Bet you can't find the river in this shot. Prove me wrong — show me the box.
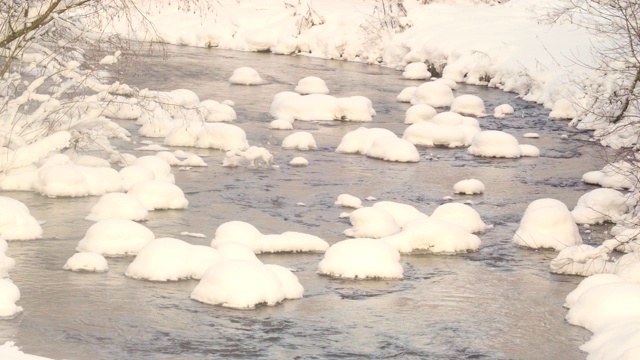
[0,45,606,359]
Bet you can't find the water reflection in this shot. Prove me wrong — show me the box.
[0,46,599,359]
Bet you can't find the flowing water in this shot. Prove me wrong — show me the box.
[0,45,609,359]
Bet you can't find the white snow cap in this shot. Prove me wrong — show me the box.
[493,104,514,118]
[191,260,303,309]
[430,203,489,233]
[372,201,428,228]
[222,146,273,167]
[0,196,42,240]
[63,253,109,272]
[198,99,237,122]
[269,119,294,130]
[282,131,317,150]
[566,282,640,333]
[335,127,396,154]
[513,199,582,251]
[229,66,263,85]
[582,161,636,190]
[289,157,309,167]
[126,238,223,281]
[450,94,486,117]
[549,98,576,119]
[211,221,329,253]
[318,238,403,279]
[468,130,539,158]
[127,180,189,210]
[571,188,634,224]
[453,179,485,195]
[86,192,149,222]
[335,194,362,209]
[164,122,249,151]
[403,111,480,148]
[404,104,437,124]
[402,62,431,80]
[0,239,15,278]
[270,93,375,122]
[76,219,155,256]
[410,81,454,108]
[295,76,329,95]
[344,207,402,239]
[549,244,613,276]
[396,86,417,103]
[564,274,625,309]
[382,217,481,254]
[365,135,420,163]
[0,279,22,317]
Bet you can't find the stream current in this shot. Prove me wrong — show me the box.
[0,45,608,359]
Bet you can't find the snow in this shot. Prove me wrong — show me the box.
[410,81,454,108]
[549,99,576,120]
[343,207,402,239]
[0,239,15,278]
[318,238,403,279]
[191,260,303,309]
[571,188,634,225]
[334,193,362,209]
[365,135,420,163]
[270,93,375,122]
[282,131,318,150]
[453,179,485,195]
[132,156,174,184]
[450,94,486,117]
[295,76,330,95]
[63,252,109,272]
[119,165,156,191]
[126,237,223,281]
[164,122,250,151]
[582,161,636,190]
[430,203,489,233]
[127,180,189,210]
[0,279,22,318]
[382,217,481,254]
[402,62,431,80]
[222,146,273,167]
[513,198,582,251]
[396,86,417,103]
[0,342,53,360]
[76,219,155,256]
[228,66,263,85]
[335,127,397,154]
[372,201,428,228]
[289,157,309,167]
[493,104,514,118]
[211,221,329,253]
[0,197,43,240]
[403,112,480,148]
[404,104,437,124]
[564,274,625,309]
[566,282,640,333]
[550,244,614,276]
[468,130,538,158]
[269,119,294,130]
[86,192,149,222]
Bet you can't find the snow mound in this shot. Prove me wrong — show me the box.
[513,198,582,251]
[402,62,431,80]
[382,217,481,254]
[410,81,454,108]
[565,274,625,309]
[164,122,249,151]
[318,238,403,279]
[397,86,417,103]
[372,201,428,228]
[270,93,375,122]
[191,260,303,309]
[269,119,294,130]
[335,127,396,154]
[86,192,149,222]
[127,180,189,210]
[430,203,489,233]
[211,221,329,253]
[549,98,576,119]
[0,279,22,317]
[198,99,237,122]
[289,157,309,167]
[571,188,634,224]
[132,156,174,184]
[493,104,514,118]
[222,146,273,167]
[468,130,538,158]
[344,207,402,239]
[229,66,263,85]
[580,321,640,360]
[0,196,42,240]
[335,194,362,209]
[403,111,480,148]
[582,161,636,190]
[0,239,15,278]
[450,94,486,116]
[404,104,437,124]
[63,253,109,272]
[76,219,155,256]
[365,135,420,163]
[282,131,317,150]
[295,76,329,95]
[453,179,485,195]
[549,244,614,276]
[126,238,223,281]
[566,282,640,333]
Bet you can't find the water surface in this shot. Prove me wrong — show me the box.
[0,46,607,359]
